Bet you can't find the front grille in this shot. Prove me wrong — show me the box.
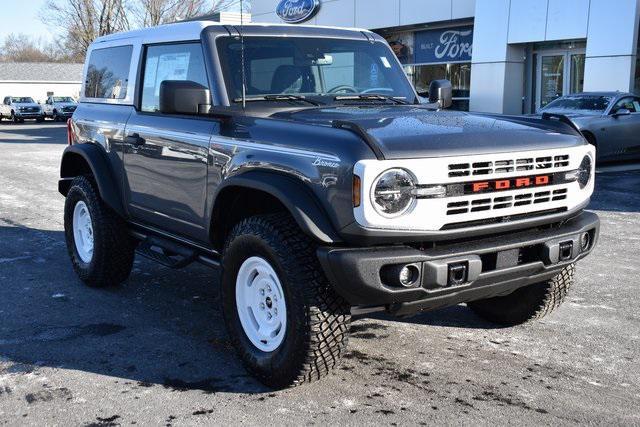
[62,106,76,112]
[448,155,570,177]
[447,187,568,215]
[441,208,567,230]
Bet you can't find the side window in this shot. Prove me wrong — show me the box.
[85,45,133,99]
[140,43,209,113]
[613,97,638,113]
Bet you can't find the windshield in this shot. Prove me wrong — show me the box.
[53,97,75,103]
[217,37,417,104]
[542,95,613,112]
[13,97,35,103]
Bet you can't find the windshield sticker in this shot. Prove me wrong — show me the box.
[380,57,392,68]
[154,53,191,96]
[370,63,380,86]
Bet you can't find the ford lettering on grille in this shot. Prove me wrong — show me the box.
[468,174,551,194]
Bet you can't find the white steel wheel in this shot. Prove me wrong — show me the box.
[72,201,94,263]
[235,256,287,352]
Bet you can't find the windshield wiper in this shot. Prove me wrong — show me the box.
[333,94,409,105]
[232,94,320,106]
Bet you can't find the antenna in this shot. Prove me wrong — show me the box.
[240,0,247,110]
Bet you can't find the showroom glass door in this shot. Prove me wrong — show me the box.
[536,50,585,111]
[539,54,565,108]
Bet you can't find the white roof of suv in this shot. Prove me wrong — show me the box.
[93,21,371,45]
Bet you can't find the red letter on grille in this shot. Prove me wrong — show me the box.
[535,175,550,185]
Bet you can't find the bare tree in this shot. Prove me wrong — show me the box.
[133,0,208,27]
[211,0,250,13]
[133,0,249,26]
[39,0,251,61]
[41,0,130,61]
[0,33,74,63]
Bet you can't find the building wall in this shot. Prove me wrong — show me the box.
[471,0,640,113]
[0,82,82,104]
[252,0,476,28]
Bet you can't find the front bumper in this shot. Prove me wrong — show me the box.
[318,211,599,316]
[15,112,44,119]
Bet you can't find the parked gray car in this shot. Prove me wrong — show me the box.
[538,92,640,163]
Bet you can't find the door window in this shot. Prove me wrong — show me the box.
[140,43,209,113]
[612,97,639,113]
[85,45,133,99]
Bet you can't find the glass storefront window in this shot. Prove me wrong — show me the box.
[541,55,564,108]
[570,54,585,94]
[404,63,471,111]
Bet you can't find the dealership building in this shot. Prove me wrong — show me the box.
[252,0,640,114]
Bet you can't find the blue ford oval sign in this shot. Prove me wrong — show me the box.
[276,0,320,23]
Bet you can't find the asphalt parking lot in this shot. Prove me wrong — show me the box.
[0,122,639,425]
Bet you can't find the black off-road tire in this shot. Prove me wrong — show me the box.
[64,176,135,287]
[221,213,351,388]
[468,264,575,326]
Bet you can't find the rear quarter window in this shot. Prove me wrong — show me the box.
[85,45,133,99]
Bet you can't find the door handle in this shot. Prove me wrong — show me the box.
[125,133,145,146]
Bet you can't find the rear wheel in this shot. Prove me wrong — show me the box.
[221,213,351,388]
[64,176,135,287]
[468,264,575,326]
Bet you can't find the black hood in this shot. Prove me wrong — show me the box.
[271,106,586,159]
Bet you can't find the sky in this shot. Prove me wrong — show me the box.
[0,1,55,43]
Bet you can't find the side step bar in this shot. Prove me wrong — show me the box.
[136,240,198,269]
[130,226,221,270]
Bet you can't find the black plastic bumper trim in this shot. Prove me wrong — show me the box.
[318,210,599,316]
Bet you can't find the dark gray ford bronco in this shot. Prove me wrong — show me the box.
[59,22,599,388]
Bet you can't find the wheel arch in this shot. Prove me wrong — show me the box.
[59,144,126,217]
[209,170,342,250]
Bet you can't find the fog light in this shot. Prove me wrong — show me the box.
[399,265,419,287]
[580,232,591,251]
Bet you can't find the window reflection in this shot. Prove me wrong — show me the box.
[404,63,471,111]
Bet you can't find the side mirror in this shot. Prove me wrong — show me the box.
[428,79,453,109]
[159,80,210,115]
[613,108,631,117]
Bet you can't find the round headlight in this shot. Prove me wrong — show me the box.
[577,154,592,189]
[371,168,416,217]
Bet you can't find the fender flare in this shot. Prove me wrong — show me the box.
[213,170,342,244]
[59,144,125,217]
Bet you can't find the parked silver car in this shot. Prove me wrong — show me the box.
[42,96,78,121]
[538,92,640,163]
